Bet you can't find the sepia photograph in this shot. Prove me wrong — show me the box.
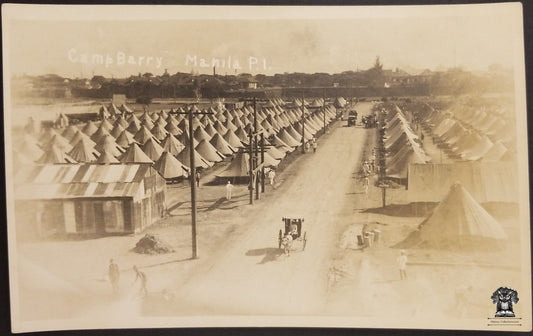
[2,3,531,333]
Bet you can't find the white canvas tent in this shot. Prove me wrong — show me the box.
[397,183,506,249]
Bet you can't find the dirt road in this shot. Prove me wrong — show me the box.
[149,103,374,316]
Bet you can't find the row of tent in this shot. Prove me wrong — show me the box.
[288,97,347,109]
[99,102,133,118]
[383,105,430,179]
[420,103,516,162]
[15,98,340,181]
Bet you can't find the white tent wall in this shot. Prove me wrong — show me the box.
[407,162,518,203]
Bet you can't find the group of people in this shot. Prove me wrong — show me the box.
[360,160,374,193]
[304,138,318,153]
[107,259,148,298]
[224,168,278,201]
[362,114,378,128]
[197,168,277,202]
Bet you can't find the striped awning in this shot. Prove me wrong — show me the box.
[21,163,151,184]
[14,163,151,200]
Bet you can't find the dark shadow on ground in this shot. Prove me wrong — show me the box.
[196,193,248,203]
[347,191,367,195]
[168,201,187,212]
[141,257,195,269]
[362,202,438,217]
[346,246,365,251]
[198,198,243,212]
[245,247,282,264]
[216,205,241,211]
[203,177,250,187]
[204,198,226,211]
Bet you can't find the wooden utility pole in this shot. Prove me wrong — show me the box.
[241,96,269,201]
[244,129,268,203]
[301,92,306,154]
[248,130,254,205]
[377,108,387,208]
[173,105,214,259]
[253,97,260,200]
[260,133,265,193]
[323,89,326,134]
[188,107,197,258]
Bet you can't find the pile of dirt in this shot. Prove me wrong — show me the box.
[133,234,175,254]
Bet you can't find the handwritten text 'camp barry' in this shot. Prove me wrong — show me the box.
[68,49,163,68]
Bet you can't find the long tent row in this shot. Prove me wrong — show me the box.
[404,100,519,205]
[216,98,339,181]
[11,97,340,238]
[419,103,516,162]
[383,104,430,179]
[99,102,134,119]
[14,97,340,183]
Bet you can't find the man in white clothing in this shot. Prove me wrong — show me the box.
[397,250,408,280]
[226,181,234,200]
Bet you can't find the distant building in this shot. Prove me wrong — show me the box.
[112,94,127,106]
[383,68,434,86]
[239,76,258,89]
[14,163,167,239]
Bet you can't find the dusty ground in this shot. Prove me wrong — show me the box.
[13,101,527,331]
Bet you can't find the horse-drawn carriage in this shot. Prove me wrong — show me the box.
[278,217,307,255]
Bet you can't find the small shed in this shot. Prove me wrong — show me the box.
[14,163,166,239]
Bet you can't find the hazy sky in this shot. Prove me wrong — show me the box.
[3,4,522,78]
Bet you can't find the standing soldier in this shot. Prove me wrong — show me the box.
[132,265,148,297]
[363,161,371,175]
[268,169,276,187]
[397,250,408,280]
[195,170,201,187]
[363,175,370,193]
[226,181,234,200]
[108,259,120,296]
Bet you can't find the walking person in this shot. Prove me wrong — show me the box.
[363,175,370,193]
[195,170,201,187]
[397,250,408,280]
[225,181,234,200]
[312,141,317,153]
[268,169,276,187]
[108,259,120,296]
[132,265,147,298]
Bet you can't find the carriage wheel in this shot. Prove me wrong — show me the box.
[278,229,282,249]
[302,231,307,251]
